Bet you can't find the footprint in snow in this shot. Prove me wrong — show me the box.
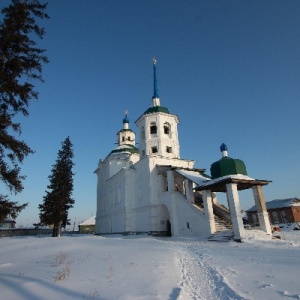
[259,284,273,289]
[277,290,300,298]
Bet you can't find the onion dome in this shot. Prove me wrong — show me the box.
[210,144,248,179]
[123,115,129,124]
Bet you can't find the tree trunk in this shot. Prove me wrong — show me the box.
[52,226,57,237]
[57,220,62,237]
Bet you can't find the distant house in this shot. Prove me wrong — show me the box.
[78,217,95,233]
[0,218,16,229]
[247,198,300,225]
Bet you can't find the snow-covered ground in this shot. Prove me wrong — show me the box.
[0,226,299,300]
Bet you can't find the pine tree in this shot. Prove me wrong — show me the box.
[39,137,75,237]
[0,0,49,221]
[0,195,27,222]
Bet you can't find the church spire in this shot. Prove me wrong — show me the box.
[152,58,161,106]
[123,109,129,129]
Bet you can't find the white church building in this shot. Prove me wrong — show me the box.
[95,59,272,240]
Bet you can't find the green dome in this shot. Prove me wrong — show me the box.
[210,156,248,179]
[110,144,139,155]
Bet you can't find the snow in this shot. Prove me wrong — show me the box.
[0,227,300,300]
[78,216,95,226]
[247,198,300,211]
[175,169,209,186]
[199,174,257,188]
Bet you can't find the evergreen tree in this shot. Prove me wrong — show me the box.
[39,137,75,237]
[0,195,27,222]
[0,0,49,221]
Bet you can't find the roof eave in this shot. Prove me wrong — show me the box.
[196,177,271,193]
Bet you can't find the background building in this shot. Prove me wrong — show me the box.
[78,216,96,233]
[247,198,300,225]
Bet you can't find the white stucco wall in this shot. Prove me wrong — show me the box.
[134,157,151,207]
[95,117,209,237]
[96,160,138,234]
[96,151,208,236]
[135,112,180,159]
[159,191,210,237]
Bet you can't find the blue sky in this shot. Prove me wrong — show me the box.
[2,0,300,227]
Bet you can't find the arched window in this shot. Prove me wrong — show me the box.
[122,136,125,142]
[151,146,158,153]
[127,136,131,141]
[164,123,170,135]
[150,122,157,134]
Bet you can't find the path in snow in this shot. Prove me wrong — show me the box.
[168,239,243,300]
[1,232,299,300]
[165,230,300,300]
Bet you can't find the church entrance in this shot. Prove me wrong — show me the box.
[166,220,172,236]
[160,205,172,237]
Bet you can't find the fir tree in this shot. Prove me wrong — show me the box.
[0,0,49,222]
[39,137,75,237]
[0,195,27,222]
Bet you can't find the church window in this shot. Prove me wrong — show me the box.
[280,210,287,223]
[127,136,131,141]
[164,123,170,134]
[150,122,157,134]
[141,127,145,139]
[186,222,190,229]
[166,146,172,153]
[151,146,158,153]
[252,213,258,224]
[272,211,279,224]
[122,137,125,142]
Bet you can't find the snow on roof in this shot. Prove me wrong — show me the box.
[79,216,96,226]
[110,144,139,155]
[247,198,300,212]
[175,169,209,186]
[198,174,255,188]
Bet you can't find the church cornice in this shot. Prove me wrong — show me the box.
[135,108,180,125]
[143,106,170,115]
[118,129,135,133]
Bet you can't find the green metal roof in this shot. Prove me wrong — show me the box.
[210,156,248,179]
[110,144,139,155]
[142,106,170,115]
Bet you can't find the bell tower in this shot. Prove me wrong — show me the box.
[117,110,136,147]
[135,59,180,159]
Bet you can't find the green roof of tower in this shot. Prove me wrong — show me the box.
[110,144,139,155]
[210,143,248,179]
[142,106,170,115]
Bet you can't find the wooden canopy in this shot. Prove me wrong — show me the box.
[195,177,271,193]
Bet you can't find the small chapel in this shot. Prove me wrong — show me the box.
[95,59,272,241]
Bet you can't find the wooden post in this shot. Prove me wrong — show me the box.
[226,183,245,241]
[252,185,272,234]
[202,189,216,235]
